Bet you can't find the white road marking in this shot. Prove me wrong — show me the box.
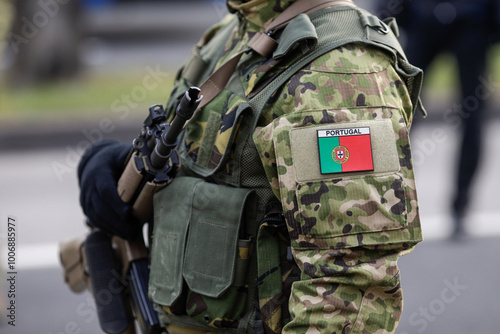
[2,210,500,271]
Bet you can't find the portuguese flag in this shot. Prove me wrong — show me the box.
[317,127,374,174]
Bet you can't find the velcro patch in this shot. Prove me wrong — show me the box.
[290,119,400,182]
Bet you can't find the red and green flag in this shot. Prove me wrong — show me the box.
[317,127,374,174]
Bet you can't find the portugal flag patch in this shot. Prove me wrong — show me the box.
[317,127,374,174]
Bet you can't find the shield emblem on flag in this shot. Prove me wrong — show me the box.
[317,127,373,174]
[332,146,349,164]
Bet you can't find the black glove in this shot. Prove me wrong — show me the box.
[78,140,142,240]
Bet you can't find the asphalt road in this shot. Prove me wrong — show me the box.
[1,118,500,333]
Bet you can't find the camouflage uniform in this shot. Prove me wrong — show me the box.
[151,1,423,333]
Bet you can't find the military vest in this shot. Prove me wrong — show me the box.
[149,2,424,334]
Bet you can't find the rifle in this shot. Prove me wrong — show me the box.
[118,86,202,222]
[76,87,202,334]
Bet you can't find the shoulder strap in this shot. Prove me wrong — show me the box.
[248,6,426,122]
[193,0,424,125]
[265,0,355,33]
[194,0,355,112]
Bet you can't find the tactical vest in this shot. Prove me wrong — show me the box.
[149,2,424,334]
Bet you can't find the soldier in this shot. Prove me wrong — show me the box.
[77,0,424,333]
[376,0,498,240]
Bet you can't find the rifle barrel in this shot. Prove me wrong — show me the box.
[150,87,202,169]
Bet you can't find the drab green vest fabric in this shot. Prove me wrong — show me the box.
[273,13,318,59]
[151,177,258,332]
[150,177,201,307]
[151,177,256,304]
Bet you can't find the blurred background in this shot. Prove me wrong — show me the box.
[1,0,500,333]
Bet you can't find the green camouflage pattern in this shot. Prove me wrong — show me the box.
[184,242,252,329]
[154,1,422,333]
[179,0,308,172]
[253,44,421,247]
[183,89,246,170]
[256,210,300,334]
[217,0,296,68]
[284,246,406,334]
[227,0,296,32]
[252,43,422,333]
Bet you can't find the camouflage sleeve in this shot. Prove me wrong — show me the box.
[253,44,423,333]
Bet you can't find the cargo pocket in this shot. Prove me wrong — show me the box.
[294,172,407,239]
[269,110,417,249]
[150,176,257,329]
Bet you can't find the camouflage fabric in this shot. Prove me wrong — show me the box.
[183,240,252,329]
[183,90,247,170]
[227,0,296,30]
[252,41,422,333]
[153,1,423,333]
[256,209,300,334]
[284,246,407,334]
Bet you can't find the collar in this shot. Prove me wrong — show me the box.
[227,0,297,32]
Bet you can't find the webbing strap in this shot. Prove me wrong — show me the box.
[192,0,423,125]
[264,0,354,33]
[196,53,242,111]
[248,6,425,120]
[247,33,278,58]
[193,0,354,114]
[249,0,354,57]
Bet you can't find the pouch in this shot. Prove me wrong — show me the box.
[263,108,422,249]
[256,209,300,334]
[149,176,257,331]
[59,236,88,293]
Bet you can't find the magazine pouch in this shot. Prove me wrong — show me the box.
[150,176,256,331]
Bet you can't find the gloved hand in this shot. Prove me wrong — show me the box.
[78,140,142,240]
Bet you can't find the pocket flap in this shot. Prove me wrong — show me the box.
[183,181,255,298]
[149,177,204,306]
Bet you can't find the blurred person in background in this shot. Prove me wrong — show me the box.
[377,0,498,240]
[5,0,82,88]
